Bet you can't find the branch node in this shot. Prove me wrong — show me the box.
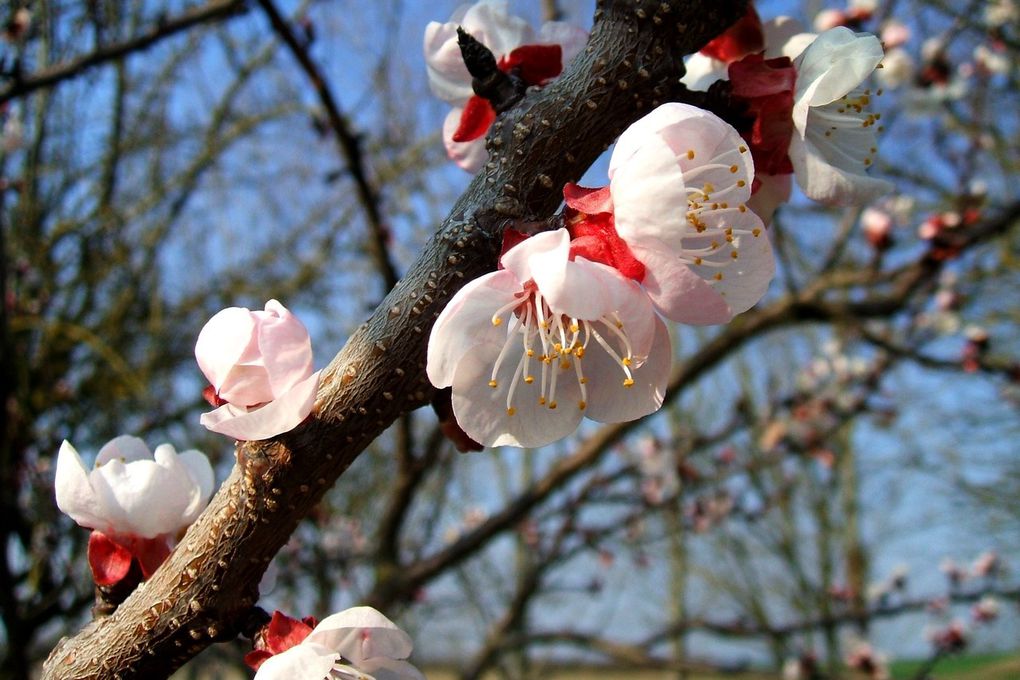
[456,27,525,113]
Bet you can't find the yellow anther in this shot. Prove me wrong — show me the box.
[752,228,761,237]
[730,250,739,259]
[560,361,570,370]
[704,182,715,193]
[578,400,587,410]
[524,375,535,384]
[694,257,703,265]
[714,272,724,281]
[579,377,588,384]
[737,180,746,187]
[729,164,738,173]
[507,407,516,416]
[825,131,832,137]
[526,349,535,357]
[615,321,624,329]
[710,241,719,249]
[687,149,695,159]
[622,357,633,367]
[738,205,747,213]
[739,145,747,153]
[548,401,558,410]
[570,324,580,333]
[575,347,585,358]
[539,397,547,405]
[725,235,734,243]
[623,378,635,388]
[488,380,498,388]
[864,158,872,166]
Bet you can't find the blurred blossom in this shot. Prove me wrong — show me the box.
[814,8,848,31]
[972,595,1000,623]
[927,620,969,653]
[880,20,911,48]
[862,207,894,250]
[940,557,966,586]
[876,48,915,89]
[971,550,1000,577]
[845,639,890,680]
[974,44,1011,75]
[985,0,1020,26]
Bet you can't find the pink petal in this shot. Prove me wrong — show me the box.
[708,212,776,315]
[610,140,688,252]
[355,657,427,680]
[443,107,489,173]
[451,339,583,448]
[194,307,257,391]
[424,21,474,104]
[95,435,152,466]
[747,173,792,225]
[256,300,314,398]
[630,241,731,324]
[54,441,105,530]
[200,370,320,441]
[499,229,568,282]
[599,268,658,358]
[427,270,521,389]
[460,0,534,61]
[530,252,617,321]
[584,318,670,423]
[311,607,413,665]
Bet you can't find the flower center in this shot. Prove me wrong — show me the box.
[488,287,638,416]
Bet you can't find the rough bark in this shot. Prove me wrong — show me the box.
[40,1,746,678]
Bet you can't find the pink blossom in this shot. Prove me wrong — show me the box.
[195,300,320,441]
[972,596,1000,623]
[971,549,1000,577]
[880,20,911,49]
[862,207,894,249]
[845,640,890,680]
[252,607,424,680]
[814,9,849,31]
[55,437,214,585]
[427,229,671,448]
[424,0,587,172]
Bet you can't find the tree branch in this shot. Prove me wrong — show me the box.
[0,0,250,105]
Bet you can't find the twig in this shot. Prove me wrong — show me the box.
[0,0,249,105]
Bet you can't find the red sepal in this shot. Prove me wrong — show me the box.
[202,384,227,407]
[728,55,797,176]
[499,228,529,267]
[88,531,134,587]
[451,96,496,143]
[245,610,318,671]
[700,5,764,63]
[563,183,613,215]
[134,536,172,579]
[567,211,647,282]
[499,44,563,86]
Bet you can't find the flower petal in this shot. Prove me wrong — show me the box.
[310,606,413,665]
[355,657,427,680]
[194,307,257,392]
[451,339,583,448]
[530,252,616,321]
[176,448,215,525]
[87,530,134,587]
[630,241,731,324]
[256,300,315,398]
[584,317,670,422]
[91,449,193,538]
[794,28,884,106]
[537,21,588,65]
[499,228,568,282]
[95,434,152,466]
[200,370,320,441]
[443,107,489,173]
[789,130,892,204]
[610,139,688,252]
[253,642,338,680]
[55,440,105,530]
[427,270,521,389]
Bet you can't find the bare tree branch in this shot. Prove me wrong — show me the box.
[0,0,249,105]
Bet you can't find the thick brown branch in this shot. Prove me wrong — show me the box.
[0,0,249,105]
[41,2,746,677]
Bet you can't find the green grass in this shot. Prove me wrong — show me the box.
[890,651,1020,679]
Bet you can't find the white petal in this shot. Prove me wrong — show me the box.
[709,213,775,315]
[630,241,731,324]
[499,229,568,282]
[680,53,728,91]
[200,370,320,441]
[355,658,427,680]
[530,254,615,321]
[427,270,521,389]
[194,307,257,391]
[584,318,670,423]
[600,270,658,359]
[253,642,338,680]
[451,339,583,448]
[95,434,152,466]
[762,17,812,59]
[310,606,413,665]
[461,0,533,60]
[789,130,892,204]
[54,441,105,530]
[794,28,884,106]
[424,21,474,104]
[176,449,215,525]
[442,108,489,173]
[611,139,689,252]
[746,173,792,226]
